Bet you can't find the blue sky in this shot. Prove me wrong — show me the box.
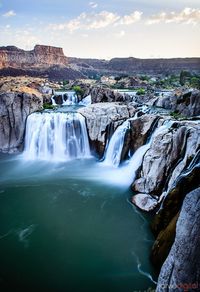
[0,0,199,58]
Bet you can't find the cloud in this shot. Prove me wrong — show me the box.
[49,10,142,33]
[3,10,16,17]
[89,2,98,9]
[147,7,200,25]
[118,11,143,25]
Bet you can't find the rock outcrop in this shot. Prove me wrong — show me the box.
[156,188,200,291]
[155,89,200,117]
[0,45,68,69]
[132,120,200,198]
[0,77,61,153]
[0,45,84,80]
[78,103,136,157]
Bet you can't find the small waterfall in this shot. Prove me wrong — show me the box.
[52,91,78,106]
[62,91,78,106]
[103,120,130,167]
[23,112,90,161]
[79,95,92,106]
[121,120,174,185]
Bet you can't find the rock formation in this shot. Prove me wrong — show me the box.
[0,45,68,69]
[78,103,136,157]
[0,45,84,80]
[156,188,200,291]
[155,89,200,117]
[0,92,43,152]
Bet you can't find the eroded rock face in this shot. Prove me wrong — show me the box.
[0,45,68,69]
[86,86,129,104]
[155,89,200,117]
[156,188,200,291]
[132,120,200,197]
[121,114,160,160]
[0,92,43,152]
[78,103,136,157]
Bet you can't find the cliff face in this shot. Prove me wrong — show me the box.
[0,45,68,69]
[156,188,200,291]
[0,92,43,153]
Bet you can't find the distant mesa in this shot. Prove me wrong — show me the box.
[0,44,200,80]
[0,44,68,69]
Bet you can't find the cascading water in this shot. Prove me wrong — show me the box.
[23,112,90,161]
[101,119,173,186]
[103,120,130,167]
[52,91,78,106]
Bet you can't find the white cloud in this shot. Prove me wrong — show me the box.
[49,10,142,33]
[3,10,16,17]
[118,11,143,25]
[147,7,200,25]
[89,2,98,9]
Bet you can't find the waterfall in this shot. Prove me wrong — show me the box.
[100,119,173,186]
[52,91,78,106]
[103,120,130,167]
[79,95,92,106]
[103,113,139,167]
[62,91,78,106]
[23,112,90,161]
[120,120,174,185]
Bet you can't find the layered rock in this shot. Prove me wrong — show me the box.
[156,188,200,291]
[0,45,68,69]
[78,103,136,157]
[0,92,43,153]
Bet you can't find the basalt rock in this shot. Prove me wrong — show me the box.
[155,89,200,117]
[156,188,200,291]
[0,92,43,153]
[78,103,136,157]
[121,114,160,160]
[132,120,200,198]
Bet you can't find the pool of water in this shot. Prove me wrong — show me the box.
[0,154,157,292]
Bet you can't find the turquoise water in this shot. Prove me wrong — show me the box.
[0,154,156,292]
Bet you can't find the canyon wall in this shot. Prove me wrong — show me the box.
[0,45,68,69]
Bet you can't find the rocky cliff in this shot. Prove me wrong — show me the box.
[69,56,200,76]
[0,45,84,80]
[156,188,200,291]
[0,92,43,152]
[1,45,200,80]
[0,45,68,69]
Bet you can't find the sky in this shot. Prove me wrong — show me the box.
[0,0,199,59]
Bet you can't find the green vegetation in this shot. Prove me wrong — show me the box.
[136,88,146,95]
[179,71,200,89]
[43,103,55,110]
[72,85,84,97]
[170,111,184,120]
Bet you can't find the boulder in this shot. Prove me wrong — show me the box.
[131,193,158,212]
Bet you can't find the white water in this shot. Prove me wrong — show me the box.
[79,95,92,106]
[103,120,130,167]
[23,112,91,161]
[52,91,78,106]
[100,119,173,186]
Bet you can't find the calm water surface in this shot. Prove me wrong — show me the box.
[0,154,157,292]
